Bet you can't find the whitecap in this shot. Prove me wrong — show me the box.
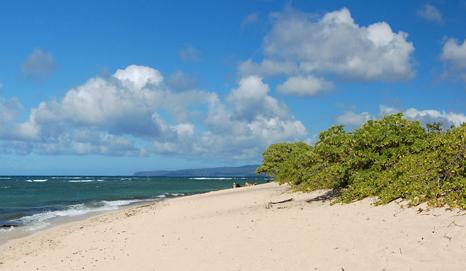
[100,199,150,207]
[0,226,16,232]
[165,193,184,197]
[26,179,48,183]
[189,177,233,180]
[13,199,152,231]
[68,180,95,183]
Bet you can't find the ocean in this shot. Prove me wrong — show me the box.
[0,176,265,233]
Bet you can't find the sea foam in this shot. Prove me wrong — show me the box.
[13,199,152,231]
[26,179,48,183]
[189,177,233,180]
[68,179,104,183]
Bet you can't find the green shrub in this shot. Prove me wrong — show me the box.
[258,114,466,209]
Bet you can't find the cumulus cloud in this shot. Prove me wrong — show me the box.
[404,108,466,127]
[0,97,22,138]
[179,44,201,62]
[276,76,333,96]
[21,49,57,81]
[0,97,21,124]
[154,76,307,159]
[29,68,163,138]
[0,97,39,141]
[336,111,372,127]
[167,71,198,91]
[227,76,288,121]
[239,7,415,97]
[440,38,466,81]
[417,4,444,24]
[336,105,466,128]
[240,7,415,80]
[0,66,307,160]
[113,65,163,89]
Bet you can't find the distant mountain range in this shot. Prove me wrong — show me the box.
[134,165,259,177]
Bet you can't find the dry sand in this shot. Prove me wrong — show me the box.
[0,182,465,271]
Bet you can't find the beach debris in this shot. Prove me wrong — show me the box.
[124,210,137,217]
[271,198,293,204]
[265,198,293,209]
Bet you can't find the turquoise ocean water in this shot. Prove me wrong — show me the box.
[0,176,265,232]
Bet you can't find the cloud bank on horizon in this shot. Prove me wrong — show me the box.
[0,4,465,166]
[0,65,306,159]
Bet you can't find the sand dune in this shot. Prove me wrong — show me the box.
[0,182,465,270]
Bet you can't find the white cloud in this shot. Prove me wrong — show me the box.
[379,105,399,115]
[440,38,466,81]
[239,7,415,91]
[0,65,198,154]
[151,76,307,159]
[30,72,161,137]
[169,76,308,159]
[0,97,21,125]
[40,131,141,156]
[167,71,197,91]
[0,66,308,160]
[227,76,288,121]
[336,105,466,128]
[417,4,444,24]
[0,97,39,141]
[336,111,372,127]
[21,49,57,81]
[404,108,466,127]
[113,65,163,89]
[276,75,333,96]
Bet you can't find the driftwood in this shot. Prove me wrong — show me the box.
[270,198,293,204]
[266,198,293,209]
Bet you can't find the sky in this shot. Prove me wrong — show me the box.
[0,0,465,175]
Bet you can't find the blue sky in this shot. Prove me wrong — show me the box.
[0,0,465,175]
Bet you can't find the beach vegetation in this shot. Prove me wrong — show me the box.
[257,114,466,209]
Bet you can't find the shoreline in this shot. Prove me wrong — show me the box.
[0,198,164,246]
[0,183,249,246]
[0,175,264,245]
[1,182,465,270]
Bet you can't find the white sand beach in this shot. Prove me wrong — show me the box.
[0,182,465,271]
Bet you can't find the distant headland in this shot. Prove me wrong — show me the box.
[134,165,259,177]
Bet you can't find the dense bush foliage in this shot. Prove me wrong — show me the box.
[257,114,466,209]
